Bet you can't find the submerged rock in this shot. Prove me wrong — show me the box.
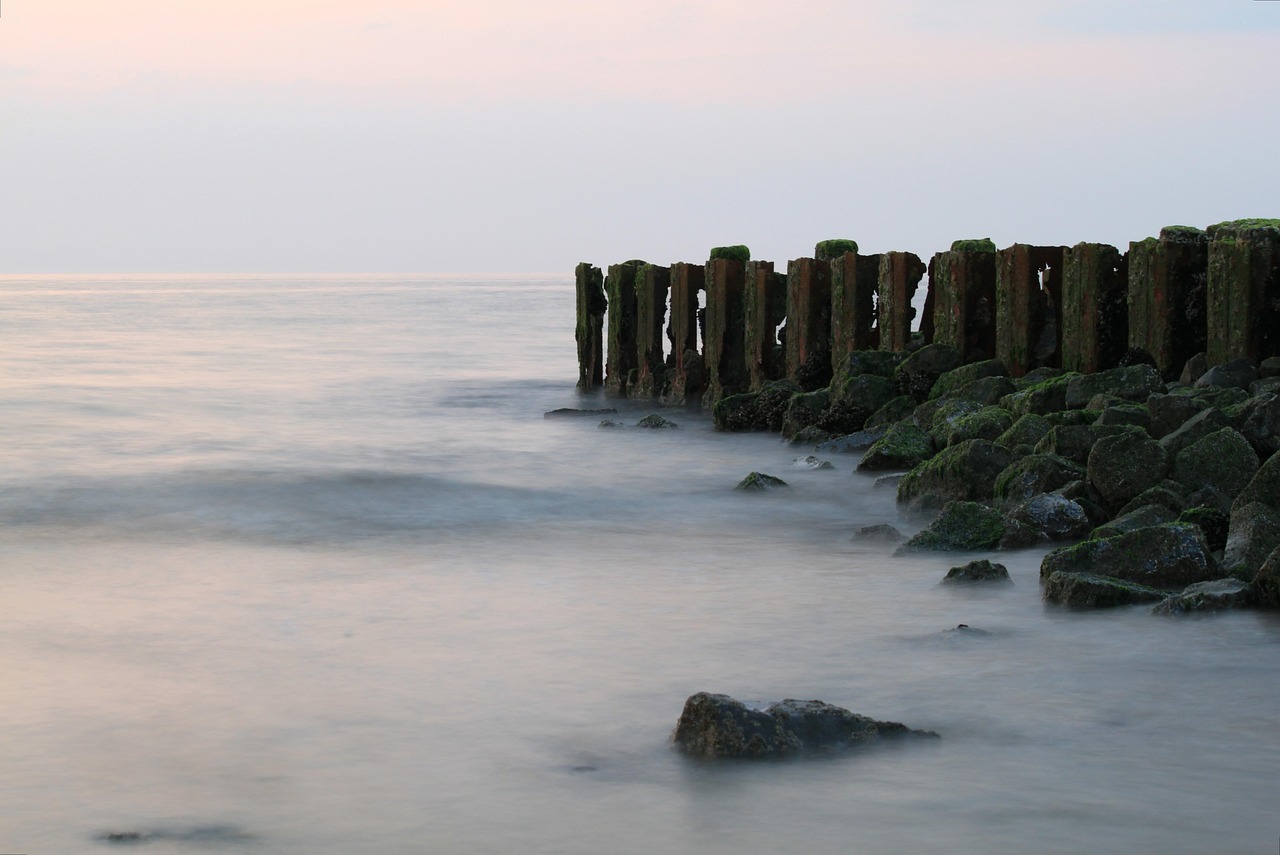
[544,407,619,418]
[736,472,788,491]
[637,414,678,429]
[791,455,834,471]
[672,692,937,758]
[851,523,905,545]
[898,501,1006,553]
[940,559,1011,585]
[1152,578,1253,615]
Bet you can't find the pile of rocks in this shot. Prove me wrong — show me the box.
[720,343,1280,613]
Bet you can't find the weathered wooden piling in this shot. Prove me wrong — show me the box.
[743,260,787,390]
[930,240,997,362]
[1127,226,1208,379]
[830,251,881,365]
[574,262,606,390]
[703,255,748,407]
[1060,242,1128,375]
[660,262,705,406]
[629,263,671,399]
[995,244,1066,376]
[876,252,925,352]
[785,257,832,384]
[1206,219,1280,365]
[603,260,642,398]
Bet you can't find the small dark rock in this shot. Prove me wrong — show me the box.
[851,523,905,545]
[791,455,834,471]
[941,559,1012,585]
[545,407,619,418]
[637,414,678,429]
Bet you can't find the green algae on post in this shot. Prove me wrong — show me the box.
[814,239,858,261]
[709,245,750,263]
[950,238,997,253]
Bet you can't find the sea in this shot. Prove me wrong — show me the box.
[1,274,1278,855]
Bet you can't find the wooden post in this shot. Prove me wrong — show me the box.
[1061,242,1128,375]
[784,257,832,378]
[660,262,705,406]
[574,262,606,390]
[604,260,642,398]
[630,263,671,399]
[930,241,997,362]
[877,252,926,352]
[1127,226,1208,379]
[743,260,786,390]
[1206,220,1280,365]
[702,258,748,407]
[995,244,1066,376]
[831,251,881,366]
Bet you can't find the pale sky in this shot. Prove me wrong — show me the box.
[1,0,1277,272]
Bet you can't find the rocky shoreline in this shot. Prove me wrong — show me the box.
[711,344,1280,614]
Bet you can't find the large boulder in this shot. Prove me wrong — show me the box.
[671,692,937,758]
[1087,429,1169,513]
[713,380,801,432]
[1223,501,1280,580]
[1176,506,1230,552]
[934,375,1017,407]
[1039,523,1219,589]
[1094,403,1152,432]
[857,422,935,472]
[831,350,903,387]
[1173,427,1260,501]
[1043,572,1166,608]
[830,373,896,413]
[895,344,963,401]
[1194,359,1258,391]
[1064,364,1164,409]
[897,501,1007,552]
[1234,393,1280,460]
[817,429,885,453]
[928,359,1008,400]
[1159,407,1231,459]
[927,399,986,447]
[864,395,917,429]
[1090,504,1177,540]
[896,439,1016,512]
[781,389,830,439]
[1147,393,1211,440]
[1006,493,1091,542]
[1233,451,1280,512]
[994,453,1086,508]
[1115,481,1186,517]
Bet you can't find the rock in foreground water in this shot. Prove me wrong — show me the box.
[672,692,937,758]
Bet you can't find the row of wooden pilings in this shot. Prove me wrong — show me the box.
[575,221,1280,409]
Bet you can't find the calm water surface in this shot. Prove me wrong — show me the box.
[2,275,1278,854]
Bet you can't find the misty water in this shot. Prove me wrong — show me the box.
[2,275,1278,855]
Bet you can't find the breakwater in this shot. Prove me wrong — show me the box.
[575,220,1280,407]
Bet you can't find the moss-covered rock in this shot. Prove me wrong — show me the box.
[1043,409,1102,427]
[1250,545,1280,608]
[1159,407,1232,459]
[897,439,1015,512]
[781,389,830,439]
[1033,424,1132,465]
[941,406,1014,448]
[928,399,986,447]
[1233,450,1280,513]
[1235,392,1280,460]
[789,426,833,447]
[814,239,858,261]
[1224,501,1280,580]
[1195,359,1258,392]
[895,343,963,401]
[928,359,1009,401]
[898,501,1007,552]
[1043,572,1166,608]
[851,523,904,545]
[637,414,678,429]
[950,238,997,253]
[831,350,904,385]
[857,422,935,472]
[1115,481,1186,518]
[1152,578,1253,615]
[995,413,1053,452]
[1177,506,1230,552]
[1005,492,1091,542]
[994,453,1086,508]
[1091,504,1177,540]
[709,245,750,263]
[1039,523,1219,589]
[864,395,917,429]
[713,391,764,432]
[1094,403,1151,432]
[1173,427,1260,501]
[830,372,896,412]
[1064,364,1164,409]
[1087,429,1169,512]
[933,375,1017,407]
[940,558,1011,585]
[1013,367,1067,390]
[1000,373,1080,417]
[736,472,789,491]
[816,428,885,453]
[1147,393,1210,439]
